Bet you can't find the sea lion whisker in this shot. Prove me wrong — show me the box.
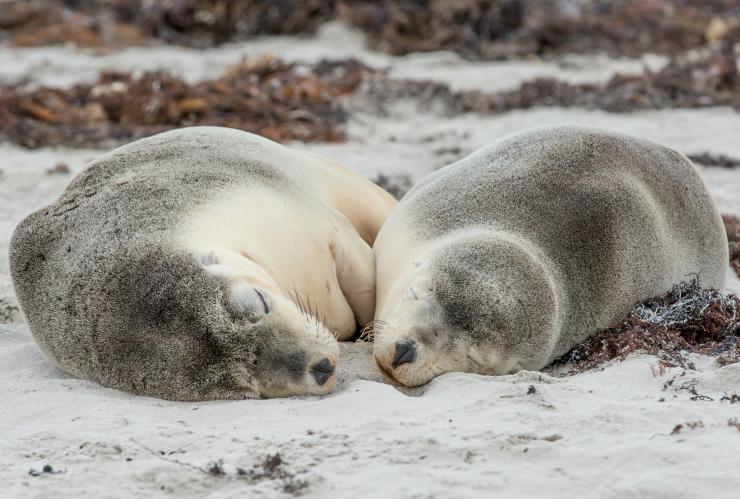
[466,352,485,370]
[359,319,387,342]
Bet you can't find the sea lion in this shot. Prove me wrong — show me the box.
[10,127,396,400]
[372,126,728,386]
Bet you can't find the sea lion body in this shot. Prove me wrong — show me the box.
[10,127,396,400]
[373,126,728,386]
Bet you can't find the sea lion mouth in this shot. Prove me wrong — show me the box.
[373,357,404,386]
[466,352,486,371]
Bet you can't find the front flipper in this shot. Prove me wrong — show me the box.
[329,214,377,332]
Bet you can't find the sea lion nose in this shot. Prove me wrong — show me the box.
[392,340,417,368]
[311,358,335,386]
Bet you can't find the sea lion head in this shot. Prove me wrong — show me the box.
[223,281,340,398]
[373,235,559,387]
[91,246,339,400]
[197,249,340,399]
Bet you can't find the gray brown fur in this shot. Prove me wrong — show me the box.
[380,126,728,370]
[10,127,351,400]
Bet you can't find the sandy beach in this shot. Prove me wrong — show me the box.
[1,19,739,499]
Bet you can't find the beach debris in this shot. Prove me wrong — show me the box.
[236,454,309,496]
[720,393,740,403]
[675,379,714,401]
[132,439,308,495]
[0,0,333,48]
[0,296,21,324]
[688,153,740,169]
[362,37,740,115]
[527,385,537,395]
[28,464,65,476]
[554,277,740,374]
[372,173,414,200]
[670,420,704,435]
[133,439,218,475]
[3,1,738,60]
[0,57,370,148]
[46,162,71,175]
[207,460,226,477]
[342,0,740,59]
[649,362,670,377]
[3,34,740,149]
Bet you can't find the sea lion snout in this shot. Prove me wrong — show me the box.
[392,340,417,368]
[372,325,437,387]
[311,357,336,386]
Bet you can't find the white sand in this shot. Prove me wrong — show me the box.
[1,27,739,499]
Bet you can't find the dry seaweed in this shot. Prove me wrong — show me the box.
[729,417,740,431]
[554,278,740,374]
[46,162,71,175]
[723,214,740,279]
[132,440,308,495]
[720,393,740,403]
[3,14,740,149]
[4,1,740,60]
[372,173,414,200]
[0,57,370,148]
[237,454,308,495]
[362,40,740,115]
[670,420,704,435]
[341,0,740,59]
[0,0,334,48]
[687,153,740,169]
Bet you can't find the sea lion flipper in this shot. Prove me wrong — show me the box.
[329,216,376,329]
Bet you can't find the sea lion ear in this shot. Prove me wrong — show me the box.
[405,275,433,301]
[200,250,218,266]
[228,282,272,322]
